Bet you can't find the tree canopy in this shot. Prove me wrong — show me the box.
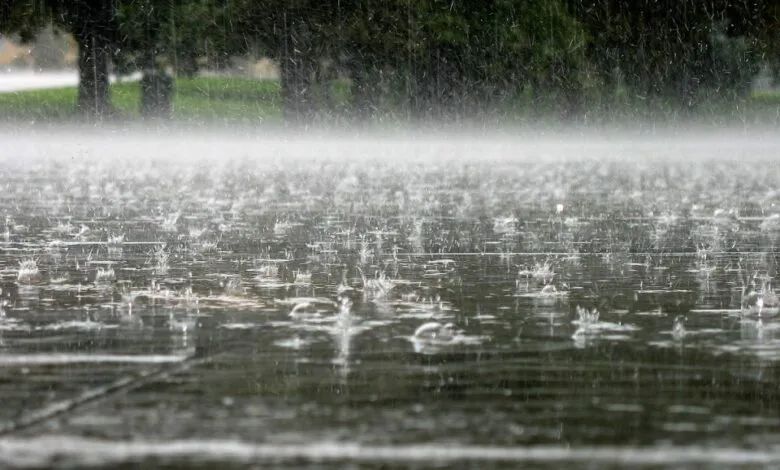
[2,0,118,115]
[1,0,777,122]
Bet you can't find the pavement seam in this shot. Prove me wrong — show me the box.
[0,355,211,437]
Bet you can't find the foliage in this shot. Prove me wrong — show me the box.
[568,0,769,108]
[0,1,51,42]
[1,0,779,121]
[114,0,252,76]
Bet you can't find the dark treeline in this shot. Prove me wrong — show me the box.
[1,0,777,122]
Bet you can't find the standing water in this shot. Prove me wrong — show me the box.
[0,129,780,469]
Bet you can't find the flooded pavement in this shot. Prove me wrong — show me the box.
[1,130,780,469]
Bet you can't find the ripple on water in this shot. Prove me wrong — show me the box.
[34,320,117,331]
[2,136,780,456]
[0,353,188,366]
[2,436,780,468]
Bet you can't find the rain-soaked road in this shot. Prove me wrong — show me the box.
[1,129,780,469]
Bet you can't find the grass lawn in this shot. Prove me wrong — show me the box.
[0,76,283,125]
[1,74,780,129]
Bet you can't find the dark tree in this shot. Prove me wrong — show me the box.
[62,1,118,116]
[4,0,776,123]
[568,0,766,110]
[1,0,118,117]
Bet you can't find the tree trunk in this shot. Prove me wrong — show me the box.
[73,30,111,117]
[176,46,199,78]
[70,1,117,118]
[280,56,314,125]
[350,59,380,124]
[410,59,439,123]
[280,14,314,126]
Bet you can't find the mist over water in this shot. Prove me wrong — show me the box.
[1,128,780,469]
